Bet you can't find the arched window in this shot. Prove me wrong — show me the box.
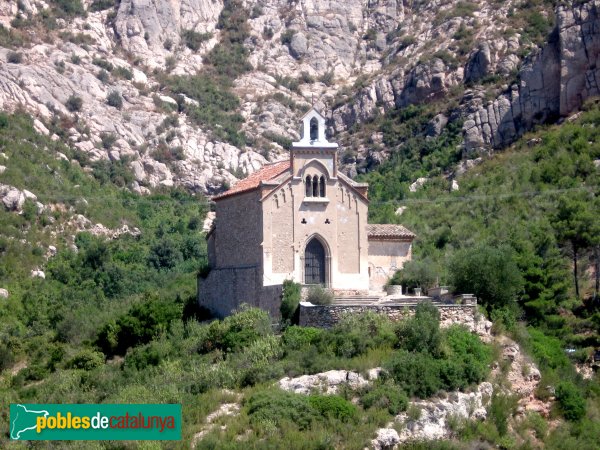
[310,117,318,141]
[319,175,326,197]
[312,175,319,197]
[305,176,312,197]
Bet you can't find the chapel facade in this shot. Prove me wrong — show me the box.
[198,109,415,317]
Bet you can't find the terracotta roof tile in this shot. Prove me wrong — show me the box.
[367,224,415,240]
[213,160,291,200]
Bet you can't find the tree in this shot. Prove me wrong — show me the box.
[551,193,598,299]
[449,244,523,314]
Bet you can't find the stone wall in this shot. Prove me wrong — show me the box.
[299,302,482,331]
[197,266,283,318]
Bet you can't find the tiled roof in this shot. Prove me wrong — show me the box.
[367,224,415,240]
[213,160,291,200]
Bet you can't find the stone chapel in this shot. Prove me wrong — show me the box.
[198,109,415,317]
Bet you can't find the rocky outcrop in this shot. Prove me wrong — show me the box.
[393,382,493,443]
[278,369,379,395]
[463,1,600,154]
[114,0,223,64]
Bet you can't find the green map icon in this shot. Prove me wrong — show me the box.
[10,404,49,440]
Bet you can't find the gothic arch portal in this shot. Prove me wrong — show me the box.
[303,235,330,286]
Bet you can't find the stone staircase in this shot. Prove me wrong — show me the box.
[333,296,381,306]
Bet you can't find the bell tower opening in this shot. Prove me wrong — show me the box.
[309,117,318,141]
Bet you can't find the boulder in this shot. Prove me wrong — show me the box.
[289,32,308,59]
[31,270,45,279]
[371,428,400,450]
[0,288,8,299]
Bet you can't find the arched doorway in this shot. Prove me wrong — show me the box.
[304,238,326,285]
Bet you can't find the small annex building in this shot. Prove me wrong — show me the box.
[199,109,415,317]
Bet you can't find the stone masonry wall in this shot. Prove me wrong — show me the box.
[198,266,283,318]
[299,303,482,331]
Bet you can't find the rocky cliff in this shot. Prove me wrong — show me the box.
[0,0,597,194]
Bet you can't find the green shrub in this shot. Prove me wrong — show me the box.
[228,335,283,386]
[0,343,15,372]
[306,285,333,305]
[67,349,104,371]
[395,301,441,355]
[556,382,586,421]
[527,327,570,370]
[113,66,133,81]
[360,381,408,415]
[282,326,324,352]
[386,350,441,398]
[182,29,212,51]
[246,389,318,430]
[308,395,357,422]
[92,58,113,72]
[96,294,182,355]
[201,305,272,353]
[107,90,123,109]
[65,95,83,112]
[148,237,183,270]
[280,279,301,324]
[488,393,518,436]
[329,311,397,358]
[280,29,295,45]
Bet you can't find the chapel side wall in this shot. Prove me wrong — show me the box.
[336,185,360,274]
[214,191,263,268]
[368,239,412,291]
[264,183,295,284]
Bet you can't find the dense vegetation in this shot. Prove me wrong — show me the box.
[361,100,600,447]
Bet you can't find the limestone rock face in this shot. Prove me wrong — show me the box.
[114,0,223,64]
[0,0,598,196]
[462,0,600,154]
[395,382,493,443]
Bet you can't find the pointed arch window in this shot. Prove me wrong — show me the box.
[319,175,326,197]
[305,176,312,197]
[312,175,319,197]
[310,117,318,141]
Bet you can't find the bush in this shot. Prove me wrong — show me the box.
[106,90,123,109]
[556,382,586,421]
[201,305,272,353]
[395,301,441,355]
[306,285,333,305]
[329,311,397,358]
[280,280,301,324]
[66,349,104,371]
[100,132,117,149]
[65,95,83,112]
[182,29,212,51]
[489,393,518,436]
[283,326,324,352]
[361,381,408,415]
[246,389,318,430]
[96,294,182,355]
[0,343,15,372]
[228,335,283,386]
[308,395,357,422]
[386,350,441,398]
[113,66,133,81]
[148,237,183,270]
[7,51,22,63]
